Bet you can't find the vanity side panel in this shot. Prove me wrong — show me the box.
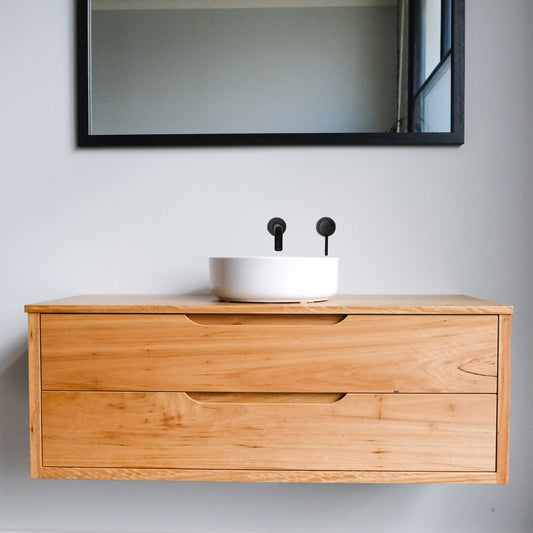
[497,314,511,484]
[28,313,43,478]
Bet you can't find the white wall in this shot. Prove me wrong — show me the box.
[1,1,532,532]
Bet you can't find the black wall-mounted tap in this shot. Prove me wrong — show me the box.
[267,217,287,251]
[316,217,336,256]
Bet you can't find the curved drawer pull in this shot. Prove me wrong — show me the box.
[185,392,347,404]
[184,314,347,326]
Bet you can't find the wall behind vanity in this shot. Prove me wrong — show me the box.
[1,1,532,532]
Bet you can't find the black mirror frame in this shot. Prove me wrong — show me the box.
[77,0,464,147]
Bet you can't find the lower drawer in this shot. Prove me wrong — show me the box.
[42,392,496,472]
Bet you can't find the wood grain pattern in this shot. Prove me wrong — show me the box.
[42,392,497,472]
[37,466,499,484]
[41,314,498,393]
[27,313,42,478]
[25,294,514,315]
[497,314,511,484]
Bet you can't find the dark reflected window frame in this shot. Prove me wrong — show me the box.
[77,0,464,147]
[409,0,456,132]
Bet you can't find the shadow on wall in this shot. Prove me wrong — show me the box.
[0,339,31,480]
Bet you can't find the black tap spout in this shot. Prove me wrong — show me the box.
[273,224,284,251]
[267,218,287,252]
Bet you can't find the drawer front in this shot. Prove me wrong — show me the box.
[42,392,497,471]
[41,313,498,393]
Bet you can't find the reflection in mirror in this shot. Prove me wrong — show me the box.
[79,0,464,145]
[410,0,452,132]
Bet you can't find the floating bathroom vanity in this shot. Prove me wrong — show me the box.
[25,294,512,484]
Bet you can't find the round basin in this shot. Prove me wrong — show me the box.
[209,256,339,303]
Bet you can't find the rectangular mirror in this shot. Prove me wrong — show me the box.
[77,0,464,146]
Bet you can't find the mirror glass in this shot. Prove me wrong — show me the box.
[79,0,464,145]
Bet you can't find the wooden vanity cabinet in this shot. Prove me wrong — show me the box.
[25,295,512,483]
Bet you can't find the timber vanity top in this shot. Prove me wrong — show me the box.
[25,294,512,483]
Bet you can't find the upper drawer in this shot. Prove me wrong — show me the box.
[41,313,498,393]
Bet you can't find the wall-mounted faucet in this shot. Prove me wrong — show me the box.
[316,217,336,256]
[267,217,287,251]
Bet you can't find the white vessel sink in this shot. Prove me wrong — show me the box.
[209,257,339,303]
